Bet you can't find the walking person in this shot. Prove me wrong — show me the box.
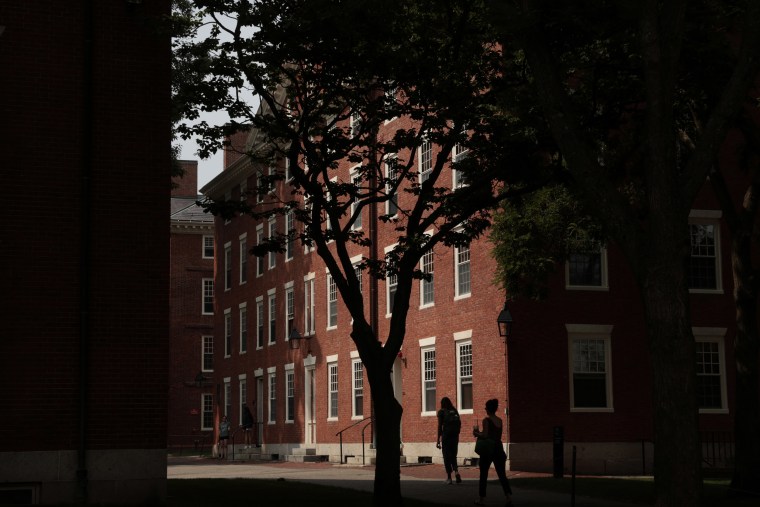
[472,398,513,506]
[218,415,230,459]
[436,397,462,484]
[241,403,253,448]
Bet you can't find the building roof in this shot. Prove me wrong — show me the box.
[170,196,214,228]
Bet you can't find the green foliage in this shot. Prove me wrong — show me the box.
[491,185,603,300]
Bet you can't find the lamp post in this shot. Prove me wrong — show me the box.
[288,327,303,350]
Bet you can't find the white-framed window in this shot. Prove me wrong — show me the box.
[240,180,248,201]
[268,289,276,345]
[256,170,265,204]
[420,338,436,414]
[202,393,214,430]
[456,336,473,412]
[202,278,214,315]
[567,324,614,412]
[285,365,295,423]
[268,367,277,423]
[224,190,232,225]
[256,296,264,349]
[327,273,338,329]
[384,154,399,217]
[268,216,277,269]
[419,136,432,183]
[350,166,363,230]
[285,157,292,181]
[256,224,265,277]
[350,110,362,137]
[239,234,248,285]
[385,245,398,317]
[420,248,434,308]
[566,244,608,290]
[303,200,315,254]
[694,327,728,413]
[239,303,248,354]
[327,359,339,420]
[203,235,214,259]
[224,379,231,417]
[202,335,213,372]
[285,282,295,341]
[452,125,469,189]
[384,84,398,123]
[304,273,316,336]
[224,242,232,290]
[352,358,364,419]
[454,243,471,299]
[239,377,247,425]
[689,211,722,293]
[224,309,232,357]
[285,209,295,261]
[352,255,363,297]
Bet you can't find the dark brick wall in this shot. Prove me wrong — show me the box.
[1,0,170,452]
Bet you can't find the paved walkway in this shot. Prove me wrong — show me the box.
[168,456,641,506]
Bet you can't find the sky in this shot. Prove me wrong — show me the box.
[178,111,226,193]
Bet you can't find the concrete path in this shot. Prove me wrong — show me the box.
[168,456,642,506]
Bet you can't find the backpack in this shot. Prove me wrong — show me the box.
[442,408,461,436]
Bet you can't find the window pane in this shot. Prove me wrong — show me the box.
[696,341,722,408]
[569,251,602,286]
[689,224,717,289]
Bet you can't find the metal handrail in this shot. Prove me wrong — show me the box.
[335,416,374,464]
[360,418,374,465]
[229,426,243,460]
[167,432,213,455]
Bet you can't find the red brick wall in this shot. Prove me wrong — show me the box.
[224,130,251,169]
[2,0,170,453]
[173,160,200,197]
[169,230,215,447]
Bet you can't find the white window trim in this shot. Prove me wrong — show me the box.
[327,356,339,421]
[304,272,316,336]
[567,324,614,413]
[565,245,609,291]
[267,288,277,345]
[202,278,214,315]
[223,308,232,358]
[202,235,214,259]
[201,393,214,430]
[453,242,472,301]
[326,271,338,330]
[350,165,363,231]
[238,302,247,355]
[285,209,295,262]
[688,210,723,295]
[256,224,265,278]
[201,335,213,372]
[418,135,432,184]
[224,241,232,291]
[384,153,399,218]
[351,357,364,420]
[420,337,437,416]
[268,216,277,270]
[285,362,296,423]
[239,233,248,285]
[385,244,398,318]
[419,233,435,309]
[694,327,729,414]
[255,295,264,350]
[455,338,473,415]
[267,367,277,424]
[284,281,295,343]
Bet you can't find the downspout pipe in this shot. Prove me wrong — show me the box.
[77,0,94,502]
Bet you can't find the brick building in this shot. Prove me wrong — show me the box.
[200,114,740,476]
[169,161,215,451]
[1,1,170,503]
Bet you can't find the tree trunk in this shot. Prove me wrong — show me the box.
[367,365,404,506]
[730,226,760,492]
[637,224,702,507]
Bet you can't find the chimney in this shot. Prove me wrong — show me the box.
[172,160,199,197]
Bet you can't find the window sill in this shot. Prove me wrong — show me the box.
[699,408,729,414]
[420,411,437,417]
[419,303,435,310]
[565,285,609,292]
[570,407,614,413]
[453,293,471,301]
[689,288,724,295]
